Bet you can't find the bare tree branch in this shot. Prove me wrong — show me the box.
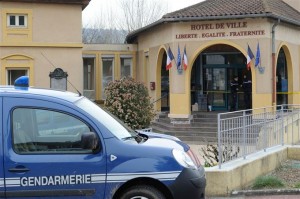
[118,0,167,33]
[82,0,167,43]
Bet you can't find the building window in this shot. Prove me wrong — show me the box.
[120,57,132,78]
[7,69,28,85]
[102,58,114,99]
[3,9,32,42]
[7,14,27,27]
[83,58,95,90]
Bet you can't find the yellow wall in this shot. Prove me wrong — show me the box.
[0,2,84,92]
[2,9,33,43]
[0,3,82,44]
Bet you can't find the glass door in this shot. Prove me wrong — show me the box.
[204,68,227,110]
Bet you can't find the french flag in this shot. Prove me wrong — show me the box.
[247,44,254,70]
[182,46,188,70]
[166,47,174,70]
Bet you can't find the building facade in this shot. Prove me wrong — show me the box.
[119,0,300,121]
[82,44,137,102]
[0,0,89,92]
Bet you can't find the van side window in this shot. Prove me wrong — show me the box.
[12,108,97,154]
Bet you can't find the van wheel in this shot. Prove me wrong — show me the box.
[119,185,166,199]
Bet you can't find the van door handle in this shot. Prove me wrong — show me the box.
[8,167,30,173]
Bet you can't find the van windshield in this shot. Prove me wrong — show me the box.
[75,97,134,140]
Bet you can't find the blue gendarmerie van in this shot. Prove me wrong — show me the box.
[1,76,206,199]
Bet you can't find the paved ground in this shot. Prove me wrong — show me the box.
[208,195,300,199]
[189,144,205,162]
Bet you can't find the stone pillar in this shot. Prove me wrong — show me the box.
[168,65,192,124]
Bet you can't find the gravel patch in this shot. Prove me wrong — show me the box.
[244,159,300,190]
[268,159,300,189]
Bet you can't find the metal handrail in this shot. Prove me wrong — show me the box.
[217,104,300,169]
[151,93,169,104]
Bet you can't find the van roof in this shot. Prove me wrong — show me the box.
[0,86,82,103]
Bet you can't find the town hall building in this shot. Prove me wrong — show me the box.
[83,0,300,122]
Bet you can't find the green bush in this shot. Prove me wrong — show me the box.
[252,176,284,189]
[104,77,155,130]
[294,182,300,188]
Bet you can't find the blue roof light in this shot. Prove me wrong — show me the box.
[14,76,29,88]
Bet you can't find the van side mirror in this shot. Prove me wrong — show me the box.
[81,132,99,152]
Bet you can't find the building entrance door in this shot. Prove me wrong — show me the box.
[191,44,250,112]
[204,68,227,110]
[203,67,249,111]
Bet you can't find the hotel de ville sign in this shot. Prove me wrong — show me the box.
[175,21,266,39]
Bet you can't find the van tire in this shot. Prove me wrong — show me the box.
[119,185,166,199]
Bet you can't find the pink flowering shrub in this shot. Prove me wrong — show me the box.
[104,77,155,130]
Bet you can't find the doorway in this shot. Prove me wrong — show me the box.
[161,52,169,111]
[276,48,288,105]
[191,44,251,111]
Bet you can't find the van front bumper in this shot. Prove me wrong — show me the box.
[169,166,206,199]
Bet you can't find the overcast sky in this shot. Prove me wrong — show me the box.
[82,0,204,27]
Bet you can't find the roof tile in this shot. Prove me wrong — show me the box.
[163,0,300,23]
[126,0,300,43]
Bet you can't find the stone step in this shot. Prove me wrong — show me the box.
[157,117,218,124]
[151,121,217,133]
[176,135,217,143]
[152,111,224,143]
[192,118,218,123]
[152,111,258,143]
[192,112,243,119]
[154,122,217,129]
[192,112,220,118]
[152,131,217,144]
[151,125,217,142]
[156,118,171,123]
[152,124,217,134]
[190,123,218,128]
